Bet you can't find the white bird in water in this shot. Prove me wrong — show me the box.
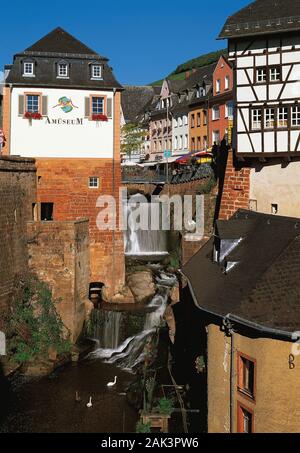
[107,376,117,387]
[87,396,93,408]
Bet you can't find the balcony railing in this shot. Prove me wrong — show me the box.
[122,163,214,185]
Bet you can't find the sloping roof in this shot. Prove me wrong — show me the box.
[6,27,122,90]
[183,209,300,333]
[219,0,300,39]
[24,27,105,58]
[121,86,156,122]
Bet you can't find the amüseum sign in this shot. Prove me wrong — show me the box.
[46,117,84,126]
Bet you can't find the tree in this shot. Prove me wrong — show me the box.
[121,123,148,160]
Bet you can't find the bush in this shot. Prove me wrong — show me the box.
[155,397,174,416]
[8,274,71,364]
[136,420,151,433]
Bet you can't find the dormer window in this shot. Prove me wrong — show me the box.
[92,65,102,79]
[23,62,34,77]
[57,62,69,78]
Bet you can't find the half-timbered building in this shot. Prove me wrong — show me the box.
[218,0,300,219]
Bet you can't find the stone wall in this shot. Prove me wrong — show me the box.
[36,157,125,301]
[207,323,300,433]
[0,156,36,324]
[27,220,90,342]
[218,150,251,220]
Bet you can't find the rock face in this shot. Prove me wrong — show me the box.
[127,270,156,303]
[170,284,180,305]
[110,285,135,304]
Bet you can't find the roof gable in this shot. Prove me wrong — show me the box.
[24,27,107,59]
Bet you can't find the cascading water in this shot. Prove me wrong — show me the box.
[124,194,168,257]
[89,311,122,349]
[89,273,177,372]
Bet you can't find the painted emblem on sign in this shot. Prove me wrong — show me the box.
[53,97,78,113]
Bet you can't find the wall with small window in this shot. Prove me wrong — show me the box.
[10,87,115,158]
[250,160,300,218]
[207,322,300,433]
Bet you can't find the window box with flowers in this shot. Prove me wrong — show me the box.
[24,111,42,120]
[92,114,108,122]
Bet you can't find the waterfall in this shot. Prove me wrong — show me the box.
[89,273,174,372]
[89,310,122,349]
[124,194,168,257]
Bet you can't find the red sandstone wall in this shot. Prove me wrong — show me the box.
[27,220,90,342]
[218,151,250,220]
[0,156,36,324]
[36,157,125,300]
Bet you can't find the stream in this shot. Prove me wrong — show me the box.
[0,272,176,433]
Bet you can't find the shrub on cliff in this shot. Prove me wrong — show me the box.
[7,274,71,364]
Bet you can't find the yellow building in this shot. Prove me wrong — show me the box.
[189,104,208,152]
[183,209,300,433]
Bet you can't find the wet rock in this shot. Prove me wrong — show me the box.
[25,361,55,377]
[111,286,135,304]
[127,271,156,304]
[164,306,176,344]
[170,284,180,305]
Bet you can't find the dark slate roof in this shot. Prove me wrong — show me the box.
[219,0,300,39]
[121,86,156,122]
[6,27,122,90]
[24,27,105,58]
[183,209,300,334]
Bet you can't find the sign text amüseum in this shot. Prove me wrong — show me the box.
[46,117,83,125]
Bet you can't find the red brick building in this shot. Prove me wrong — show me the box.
[209,56,233,147]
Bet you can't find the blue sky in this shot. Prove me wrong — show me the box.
[1,0,250,85]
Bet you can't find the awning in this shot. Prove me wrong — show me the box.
[176,151,213,164]
[157,156,180,165]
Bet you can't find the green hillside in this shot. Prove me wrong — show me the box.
[151,48,227,86]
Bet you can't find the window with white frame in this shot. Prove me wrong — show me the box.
[174,136,178,149]
[92,65,102,79]
[174,117,178,128]
[183,115,188,125]
[252,109,262,130]
[213,130,220,144]
[91,96,104,114]
[89,177,99,188]
[23,62,34,76]
[216,79,221,93]
[270,67,281,82]
[265,108,275,129]
[26,94,40,113]
[179,135,183,149]
[178,116,183,127]
[226,101,234,119]
[225,75,230,90]
[184,134,188,149]
[292,106,300,126]
[278,107,288,128]
[257,68,267,83]
[212,106,220,120]
[57,63,68,78]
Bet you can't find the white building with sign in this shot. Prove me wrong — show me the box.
[2,27,125,299]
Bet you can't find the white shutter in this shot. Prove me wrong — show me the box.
[85,97,90,118]
[42,96,48,116]
[107,98,113,118]
[18,95,25,116]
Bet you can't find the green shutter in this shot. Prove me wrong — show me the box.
[85,97,90,118]
[42,96,48,116]
[107,98,113,118]
[18,95,24,116]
